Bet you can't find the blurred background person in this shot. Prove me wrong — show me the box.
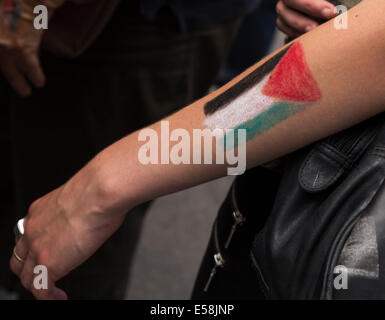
[217,0,278,86]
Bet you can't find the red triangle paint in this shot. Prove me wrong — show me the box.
[262,42,322,102]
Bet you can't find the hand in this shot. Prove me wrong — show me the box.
[0,1,47,97]
[9,158,129,300]
[0,0,65,97]
[276,0,337,38]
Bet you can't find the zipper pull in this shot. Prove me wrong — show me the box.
[203,253,225,292]
[224,210,246,249]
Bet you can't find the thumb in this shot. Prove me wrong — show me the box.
[20,50,46,88]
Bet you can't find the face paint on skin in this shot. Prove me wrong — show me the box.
[262,42,322,102]
[203,42,322,149]
[204,75,276,130]
[222,102,308,148]
[1,0,21,30]
[10,1,21,30]
[204,44,293,116]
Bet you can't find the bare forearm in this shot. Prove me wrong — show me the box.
[74,0,385,212]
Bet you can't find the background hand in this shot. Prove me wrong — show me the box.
[276,0,337,38]
[0,0,49,97]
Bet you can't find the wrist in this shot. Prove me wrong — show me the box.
[58,152,135,222]
[88,147,140,215]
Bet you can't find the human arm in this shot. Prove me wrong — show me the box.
[10,0,385,299]
[85,0,385,209]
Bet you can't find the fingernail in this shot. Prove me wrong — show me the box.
[305,25,317,32]
[322,8,334,19]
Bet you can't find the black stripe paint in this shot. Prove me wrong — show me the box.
[204,44,293,116]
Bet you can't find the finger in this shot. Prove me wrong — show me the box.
[20,254,66,300]
[10,252,24,277]
[32,278,64,300]
[277,1,319,34]
[19,253,36,292]
[19,51,46,88]
[283,0,336,20]
[0,59,31,97]
[29,198,42,213]
[276,17,301,39]
[9,236,28,276]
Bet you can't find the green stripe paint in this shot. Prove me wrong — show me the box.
[222,101,308,149]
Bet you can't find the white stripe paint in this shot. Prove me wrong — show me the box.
[204,75,276,130]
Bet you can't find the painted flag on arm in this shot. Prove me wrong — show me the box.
[203,42,322,145]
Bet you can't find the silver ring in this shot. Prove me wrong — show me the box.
[14,218,25,243]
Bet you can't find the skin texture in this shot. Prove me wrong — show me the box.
[9,0,385,299]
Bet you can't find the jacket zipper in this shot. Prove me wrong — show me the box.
[203,220,225,292]
[224,185,246,249]
[203,184,246,293]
